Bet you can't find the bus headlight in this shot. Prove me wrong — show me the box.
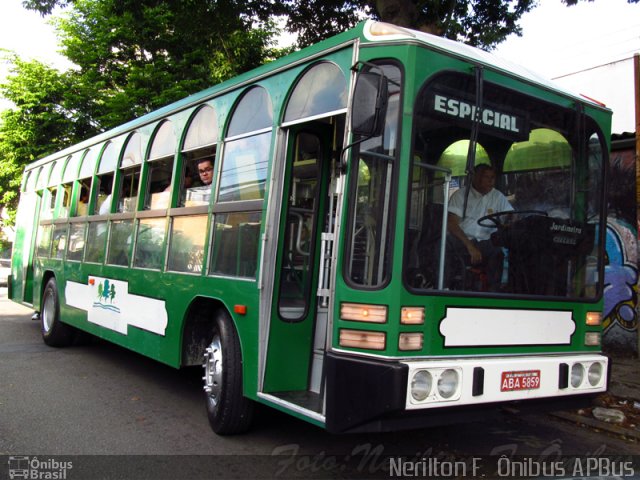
[411,370,432,401]
[571,363,585,388]
[437,369,459,399]
[588,362,603,386]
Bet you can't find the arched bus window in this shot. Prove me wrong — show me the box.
[46,159,65,220]
[145,120,176,210]
[94,142,119,215]
[218,87,272,202]
[167,105,217,274]
[116,132,143,213]
[24,167,39,193]
[283,62,347,123]
[133,121,175,271]
[179,105,218,207]
[37,162,54,222]
[106,133,141,267]
[84,142,115,264]
[21,170,32,193]
[75,146,96,216]
[64,152,86,262]
[35,163,53,258]
[60,154,80,217]
[49,157,70,260]
[210,86,272,278]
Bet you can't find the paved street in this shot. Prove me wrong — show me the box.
[0,288,637,478]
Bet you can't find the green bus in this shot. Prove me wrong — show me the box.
[9,21,610,434]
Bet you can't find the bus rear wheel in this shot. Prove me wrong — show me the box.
[203,309,254,435]
[41,278,75,347]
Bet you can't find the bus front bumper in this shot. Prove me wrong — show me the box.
[324,351,608,433]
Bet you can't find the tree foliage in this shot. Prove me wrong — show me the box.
[54,0,286,129]
[279,0,537,49]
[0,54,92,224]
[0,0,288,223]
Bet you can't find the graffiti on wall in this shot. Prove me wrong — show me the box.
[604,221,638,356]
[603,146,638,356]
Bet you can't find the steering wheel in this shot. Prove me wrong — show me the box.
[477,210,548,228]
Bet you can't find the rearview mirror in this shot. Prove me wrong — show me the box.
[350,71,389,138]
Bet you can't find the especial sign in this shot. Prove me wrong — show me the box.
[432,93,529,141]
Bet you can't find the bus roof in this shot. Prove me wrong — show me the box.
[24,20,610,171]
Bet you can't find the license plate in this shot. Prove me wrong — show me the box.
[501,370,541,392]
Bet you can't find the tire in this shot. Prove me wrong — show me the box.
[41,278,75,347]
[203,309,254,435]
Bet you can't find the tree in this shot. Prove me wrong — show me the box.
[0,0,289,223]
[0,54,94,225]
[277,0,531,49]
[53,0,287,129]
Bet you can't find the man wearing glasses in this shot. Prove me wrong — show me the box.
[196,158,214,186]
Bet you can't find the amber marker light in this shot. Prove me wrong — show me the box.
[586,312,602,326]
[234,305,247,315]
[401,307,425,325]
[585,332,601,346]
[340,303,388,323]
[339,329,386,350]
[399,333,423,351]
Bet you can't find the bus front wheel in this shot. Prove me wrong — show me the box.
[41,278,75,347]
[203,309,254,434]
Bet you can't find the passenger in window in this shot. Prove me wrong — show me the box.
[195,158,214,186]
[77,188,89,216]
[182,158,214,206]
[96,176,113,215]
[447,164,513,290]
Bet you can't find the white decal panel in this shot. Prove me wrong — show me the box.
[439,308,575,346]
[65,277,168,336]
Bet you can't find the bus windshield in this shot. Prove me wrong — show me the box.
[404,71,606,299]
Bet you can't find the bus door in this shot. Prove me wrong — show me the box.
[263,122,337,408]
[11,191,40,304]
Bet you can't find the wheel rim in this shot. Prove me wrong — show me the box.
[42,289,55,334]
[203,334,223,407]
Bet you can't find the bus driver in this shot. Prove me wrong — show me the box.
[447,164,513,290]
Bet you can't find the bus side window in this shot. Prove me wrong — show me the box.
[95,173,114,215]
[180,105,218,208]
[146,120,176,210]
[167,214,208,273]
[76,180,91,216]
[118,166,141,213]
[60,183,72,217]
[146,157,173,210]
[117,132,143,213]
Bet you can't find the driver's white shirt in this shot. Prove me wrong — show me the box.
[448,186,513,241]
